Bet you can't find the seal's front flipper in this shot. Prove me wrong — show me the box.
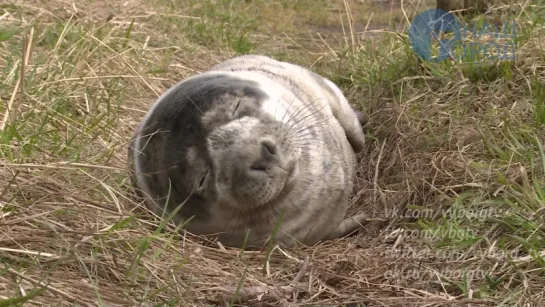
[308,71,367,153]
[351,105,368,127]
[327,91,367,153]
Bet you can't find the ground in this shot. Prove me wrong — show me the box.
[0,0,544,306]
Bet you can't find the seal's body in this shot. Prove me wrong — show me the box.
[128,55,368,249]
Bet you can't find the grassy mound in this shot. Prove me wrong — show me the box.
[1,0,544,306]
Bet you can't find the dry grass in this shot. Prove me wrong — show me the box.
[1,0,545,306]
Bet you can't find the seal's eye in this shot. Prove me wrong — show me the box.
[198,170,208,189]
[232,100,241,117]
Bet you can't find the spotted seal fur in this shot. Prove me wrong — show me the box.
[128,55,369,249]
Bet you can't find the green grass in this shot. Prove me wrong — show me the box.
[0,0,544,306]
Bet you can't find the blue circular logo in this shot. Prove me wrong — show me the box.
[409,8,462,62]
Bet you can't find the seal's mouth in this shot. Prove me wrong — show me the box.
[254,162,297,209]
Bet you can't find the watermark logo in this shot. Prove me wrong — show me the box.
[408,8,517,62]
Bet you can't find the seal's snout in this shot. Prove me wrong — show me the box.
[250,137,281,172]
[227,133,298,206]
[261,139,277,156]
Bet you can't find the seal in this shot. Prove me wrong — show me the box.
[128,54,369,249]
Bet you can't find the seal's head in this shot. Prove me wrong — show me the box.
[131,72,304,229]
[201,96,300,210]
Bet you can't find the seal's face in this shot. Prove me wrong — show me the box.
[199,91,301,210]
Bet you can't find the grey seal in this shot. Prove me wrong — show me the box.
[128,55,369,249]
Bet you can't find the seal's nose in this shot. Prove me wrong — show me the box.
[260,139,277,157]
[250,138,280,172]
